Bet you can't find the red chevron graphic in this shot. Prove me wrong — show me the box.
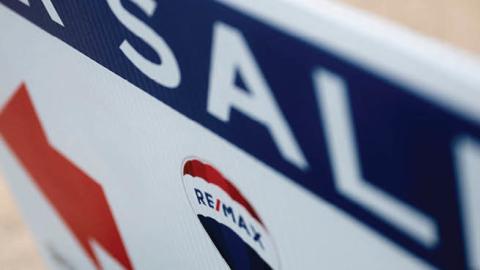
[0,84,133,270]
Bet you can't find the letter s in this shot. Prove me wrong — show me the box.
[106,0,181,88]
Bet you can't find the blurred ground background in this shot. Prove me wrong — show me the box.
[0,0,479,269]
[0,176,45,269]
[341,0,480,55]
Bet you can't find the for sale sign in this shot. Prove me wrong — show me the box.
[0,0,479,269]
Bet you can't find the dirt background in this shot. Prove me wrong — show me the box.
[0,1,479,269]
[0,177,45,269]
[340,0,480,55]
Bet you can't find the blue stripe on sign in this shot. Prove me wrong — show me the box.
[1,0,479,268]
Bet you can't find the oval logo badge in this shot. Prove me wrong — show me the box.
[182,158,280,270]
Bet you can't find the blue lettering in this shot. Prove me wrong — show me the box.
[194,188,205,206]
[222,204,236,223]
[237,215,250,236]
[205,192,215,208]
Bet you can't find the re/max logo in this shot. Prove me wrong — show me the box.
[193,188,264,250]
